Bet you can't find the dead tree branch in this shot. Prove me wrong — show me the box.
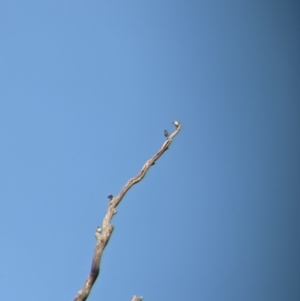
[73,120,181,301]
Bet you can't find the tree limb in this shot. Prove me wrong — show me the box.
[131,296,143,301]
[73,121,181,301]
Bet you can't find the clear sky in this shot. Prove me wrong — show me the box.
[0,1,299,300]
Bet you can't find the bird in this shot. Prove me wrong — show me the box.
[107,195,113,201]
[95,226,102,234]
[172,120,179,127]
[164,130,169,138]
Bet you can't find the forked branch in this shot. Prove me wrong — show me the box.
[73,120,181,301]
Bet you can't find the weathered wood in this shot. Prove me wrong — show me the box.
[73,121,181,301]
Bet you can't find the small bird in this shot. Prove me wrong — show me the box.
[95,226,102,238]
[164,130,169,138]
[107,195,113,201]
[172,120,180,127]
[95,226,102,234]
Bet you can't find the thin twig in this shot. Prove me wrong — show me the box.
[131,296,143,301]
[73,121,181,301]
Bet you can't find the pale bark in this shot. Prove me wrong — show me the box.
[73,121,181,301]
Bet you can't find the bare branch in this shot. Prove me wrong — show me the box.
[73,121,181,301]
[132,296,143,301]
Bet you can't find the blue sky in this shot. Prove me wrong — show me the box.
[0,1,299,300]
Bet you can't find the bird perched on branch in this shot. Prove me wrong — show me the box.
[107,195,113,201]
[172,120,180,127]
[164,130,169,138]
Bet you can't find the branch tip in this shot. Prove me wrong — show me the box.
[172,120,180,128]
[132,295,143,301]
